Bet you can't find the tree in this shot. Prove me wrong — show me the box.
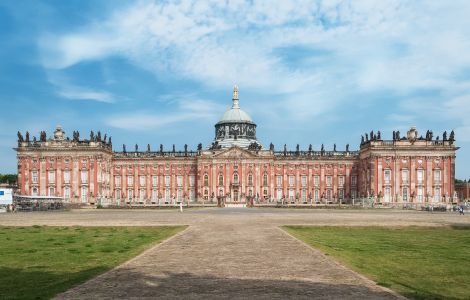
[0,174,18,184]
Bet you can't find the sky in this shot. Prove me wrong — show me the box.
[0,0,469,179]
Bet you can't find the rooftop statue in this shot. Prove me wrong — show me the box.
[197,143,202,151]
[17,131,24,142]
[333,144,336,152]
[135,144,138,152]
[123,144,126,153]
[147,144,151,152]
[25,131,30,142]
[346,144,349,152]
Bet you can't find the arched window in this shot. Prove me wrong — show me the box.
[248,173,253,186]
[218,174,224,186]
[233,173,239,184]
[263,173,268,186]
[204,174,208,186]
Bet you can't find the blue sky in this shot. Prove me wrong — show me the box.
[0,0,469,179]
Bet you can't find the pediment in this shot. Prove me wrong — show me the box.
[212,146,258,158]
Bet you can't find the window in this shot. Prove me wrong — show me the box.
[189,189,195,201]
[116,189,121,200]
[434,187,441,202]
[248,174,253,186]
[403,187,408,201]
[417,186,423,202]
[48,171,55,183]
[288,189,295,201]
[276,175,282,187]
[384,187,390,202]
[417,169,424,184]
[128,189,133,201]
[152,189,158,201]
[326,189,332,200]
[140,189,145,200]
[384,169,391,184]
[301,189,307,201]
[263,173,268,186]
[218,174,224,186]
[289,176,295,187]
[314,189,319,200]
[63,171,70,184]
[326,176,332,186]
[49,187,55,196]
[139,176,146,186]
[338,188,344,200]
[351,189,357,199]
[177,189,182,202]
[189,175,195,187]
[152,176,158,187]
[314,175,319,187]
[115,176,121,187]
[233,173,239,184]
[402,169,408,184]
[165,175,170,186]
[351,176,357,186]
[81,186,88,202]
[177,175,183,187]
[81,171,88,184]
[301,176,307,187]
[32,187,38,196]
[276,188,282,200]
[165,189,170,201]
[64,186,70,199]
[434,169,441,183]
[338,176,344,186]
[32,171,38,183]
[204,174,209,186]
[127,175,133,186]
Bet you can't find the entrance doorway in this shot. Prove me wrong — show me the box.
[233,189,239,202]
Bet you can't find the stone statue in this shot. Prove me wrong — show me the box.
[333,144,336,152]
[443,131,447,141]
[160,144,163,154]
[396,130,400,140]
[123,144,126,153]
[283,144,287,156]
[449,130,455,143]
[172,144,176,153]
[40,131,47,142]
[108,136,112,145]
[346,144,349,152]
[370,131,374,141]
[428,130,432,140]
[197,143,202,151]
[97,131,101,142]
[147,144,151,152]
[308,144,312,152]
[393,131,396,141]
[269,143,274,151]
[321,144,324,153]
[33,136,36,143]
[103,134,107,143]
[365,133,369,141]
[17,131,24,142]
[25,131,30,142]
[361,135,364,144]
[184,144,188,154]
[377,131,381,140]
[436,135,440,141]
[295,144,300,155]
[90,130,94,141]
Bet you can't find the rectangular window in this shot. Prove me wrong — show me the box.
[48,171,55,183]
[301,189,307,201]
[177,189,182,202]
[152,176,158,187]
[351,176,357,186]
[417,186,423,202]
[384,187,390,202]
[140,176,146,186]
[276,175,282,187]
[314,175,319,187]
[152,189,158,201]
[314,189,319,200]
[326,189,332,200]
[189,189,195,201]
[403,187,408,201]
[139,189,145,200]
[288,189,295,201]
[165,189,170,202]
[417,169,424,184]
[49,187,55,196]
[434,169,441,183]
[402,169,408,184]
[189,175,195,187]
[289,176,295,187]
[127,175,133,186]
[301,176,307,187]
[115,176,121,187]
[63,171,70,184]
[326,176,332,186]
[81,171,88,184]
[351,189,357,199]
[338,176,344,186]
[177,176,183,187]
[338,188,344,199]
[276,188,282,200]
[81,186,88,203]
[32,171,38,183]
[434,187,441,202]
[128,189,133,201]
[116,189,121,200]
[165,176,171,186]
[384,169,391,184]
[64,186,70,199]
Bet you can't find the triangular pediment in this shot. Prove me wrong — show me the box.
[212,146,258,158]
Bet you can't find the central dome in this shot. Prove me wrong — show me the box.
[213,86,260,149]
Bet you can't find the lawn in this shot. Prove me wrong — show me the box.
[283,226,470,300]
[0,225,186,300]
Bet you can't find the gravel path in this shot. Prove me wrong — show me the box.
[2,208,467,299]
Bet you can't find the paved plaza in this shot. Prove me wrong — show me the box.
[1,208,468,299]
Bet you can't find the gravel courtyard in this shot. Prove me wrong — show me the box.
[1,208,468,299]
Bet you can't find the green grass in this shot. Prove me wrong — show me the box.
[0,225,186,300]
[283,226,470,300]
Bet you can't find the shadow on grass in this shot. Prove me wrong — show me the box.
[54,268,402,299]
[0,266,108,300]
[450,224,470,230]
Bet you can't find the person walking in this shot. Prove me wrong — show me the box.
[459,205,465,215]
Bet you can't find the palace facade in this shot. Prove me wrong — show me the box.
[15,87,459,206]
